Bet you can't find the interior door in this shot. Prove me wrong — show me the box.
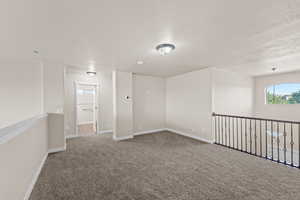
[77,84,96,134]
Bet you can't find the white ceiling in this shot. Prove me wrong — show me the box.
[1,0,300,77]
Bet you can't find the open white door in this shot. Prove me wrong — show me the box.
[75,83,98,136]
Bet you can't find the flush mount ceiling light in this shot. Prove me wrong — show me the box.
[87,62,96,76]
[137,60,144,65]
[86,71,97,76]
[156,43,175,55]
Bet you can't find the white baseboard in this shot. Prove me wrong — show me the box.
[48,146,66,154]
[98,130,113,134]
[24,152,48,200]
[66,133,99,139]
[78,121,93,126]
[113,135,134,141]
[133,128,165,136]
[67,128,213,144]
[112,128,165,141]
[66,134,78,139]
[166,128,214,144]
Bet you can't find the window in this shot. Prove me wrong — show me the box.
[77,89,95,95]
[266,83,300,104]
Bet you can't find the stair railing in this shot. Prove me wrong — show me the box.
[212,113,300,168]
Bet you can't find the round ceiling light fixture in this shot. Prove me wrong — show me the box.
[87,62,97,76]
[156,43,175,55]
[86,71,97,76]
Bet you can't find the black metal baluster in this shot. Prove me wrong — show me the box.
[225,117,228,146]
[236,118,239,150]
[218,116,220,144]
[291,123,294,166]
[255,120,257,156]
[223,117,226,145]
[260,120,262,157]
[245,119,248,152]
[250,120,252,154]
[228,117,231,147]
[221,116,223,145]
[265,120,268,158]
[241,118,243,151]
[271,121,274,160]
[232,118,235,149]
[214,116,217,143]
[277,122,280,162]
[221,116,224,145]
[284,123,287,164]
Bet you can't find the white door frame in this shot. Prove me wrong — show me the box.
[74,81,99,136]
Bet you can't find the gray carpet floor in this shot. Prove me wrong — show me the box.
[30,131,300,200]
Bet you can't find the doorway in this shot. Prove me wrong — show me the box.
[75,82,98,136]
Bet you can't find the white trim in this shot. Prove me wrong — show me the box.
[67,128,213,144]
[0,114,48,145]
[78,121,94,126]
[48,146,66,154]
[24,153,48,200]
[98,129,113,134]
[113,135,134,141]
[133,129,165,136]
[166,128,214,144]
[66,134,97,139]
[66,134,78,139]
[75,81,99,86]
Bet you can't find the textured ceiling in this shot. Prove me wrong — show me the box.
[1,0,300,76]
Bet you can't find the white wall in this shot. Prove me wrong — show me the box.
[166,68,213,142]
[98,71,113,131]
[133,74,165,133]
[48,113,65,151]
[255,71,300,121]
[43,62,64,113]
[113,71,133,139]
[0,62,43,128]
[212,69,254,116]
[0,61,65,200]
[43,62,65,151]
[0,116,48,200]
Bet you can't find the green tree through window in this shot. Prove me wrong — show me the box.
[266,83,300,104]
